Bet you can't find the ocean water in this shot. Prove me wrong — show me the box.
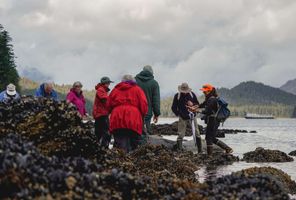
[158,118,296,182]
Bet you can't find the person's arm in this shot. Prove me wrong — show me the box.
[152,81,161,117]
[107,89,115,113]
[0,91,4,102]
[97,88,108,103]
[171,94,179,117]
[66,92,74,103]
[202,98,217,115]
[35,88,42,97]
[52,91,58,101]
[138,87,148,117]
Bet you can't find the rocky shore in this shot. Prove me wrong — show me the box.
[151,121,256,138]
[0,97,295,199]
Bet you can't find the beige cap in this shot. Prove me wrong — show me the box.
[6,83,17,96]
[178,83,192,93]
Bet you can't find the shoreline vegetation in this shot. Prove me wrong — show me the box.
[20,77,296,118]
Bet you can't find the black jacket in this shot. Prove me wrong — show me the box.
[171,92,199,120]
[200,96,218,117]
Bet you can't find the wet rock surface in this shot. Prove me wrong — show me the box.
[151,121,255,138]
[0,134,292,199]
[289,150,296,156]
[202,172,290,200]
[0,97,99,158]
[0,98,294,199]
[243,147,294,163]
[233,167,296,194]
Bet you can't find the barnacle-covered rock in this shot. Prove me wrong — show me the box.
[0,97,99,158]
[289,150,296,156]
[234,167,296,194]
[243,147,294,163]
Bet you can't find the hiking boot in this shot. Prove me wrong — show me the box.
[177,139,183,151]
[207,145,213,156]
[216,140,233,154]
[196,136,202,154]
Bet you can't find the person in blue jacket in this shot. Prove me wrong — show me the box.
[0,83,20,103]
[35,82,58,101]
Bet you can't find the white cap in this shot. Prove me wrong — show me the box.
[6,83,17,96]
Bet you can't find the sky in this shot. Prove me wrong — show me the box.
[1,0,296,95]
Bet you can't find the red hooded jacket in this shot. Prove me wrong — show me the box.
[108,81,148,135]
[93,84,110,119]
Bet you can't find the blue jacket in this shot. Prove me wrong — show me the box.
[0,90,20,103]
[35,84,58,101]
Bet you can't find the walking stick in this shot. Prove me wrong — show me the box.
[189,111,197,147]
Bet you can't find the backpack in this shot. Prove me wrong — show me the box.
[215,97,231,123]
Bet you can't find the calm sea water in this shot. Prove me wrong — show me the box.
[158,118,296,182]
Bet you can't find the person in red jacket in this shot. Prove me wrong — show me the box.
[108,74,148,153]
[93,77,114,148]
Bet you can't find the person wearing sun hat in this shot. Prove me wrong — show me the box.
[93,76,114,148]
[199,84,233,156]
[0,83,20,103]
[171,82,202,152]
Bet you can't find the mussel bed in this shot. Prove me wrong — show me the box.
[0,134,293,199]
[243,147,294,163]
[289,150,296,156]
[0,98,294,199]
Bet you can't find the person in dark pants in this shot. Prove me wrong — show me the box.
[108,75,148,153]
[199,84,233,156]
[135,65,161,145]
[171,83,202,152]
[93,77,114,148]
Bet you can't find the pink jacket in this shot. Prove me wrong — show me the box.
[66,89,87,116]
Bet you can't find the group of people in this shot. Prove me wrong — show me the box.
[172,83,233,155]
[92,65,160,153]
[0,65,232,155]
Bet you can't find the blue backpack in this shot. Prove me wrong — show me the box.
[215,97,231,123]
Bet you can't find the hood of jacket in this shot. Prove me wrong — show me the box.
[135,70,154,82]
[115,81,136,91]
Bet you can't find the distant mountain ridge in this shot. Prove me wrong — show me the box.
[280,78,296,95]
[161,81,296,118]
[218,81,296,106]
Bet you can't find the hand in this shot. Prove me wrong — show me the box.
[186,105,199,113]
[187,101,193,106]
[153,115,159,123]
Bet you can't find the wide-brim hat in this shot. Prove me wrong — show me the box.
[178,83,192,93]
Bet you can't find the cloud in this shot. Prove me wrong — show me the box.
[1,0,296,95]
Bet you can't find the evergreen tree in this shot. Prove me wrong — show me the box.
[0,24,20,91]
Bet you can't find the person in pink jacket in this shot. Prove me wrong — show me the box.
[66,81,87,117]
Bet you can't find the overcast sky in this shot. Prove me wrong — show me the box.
[1,0,296,95]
